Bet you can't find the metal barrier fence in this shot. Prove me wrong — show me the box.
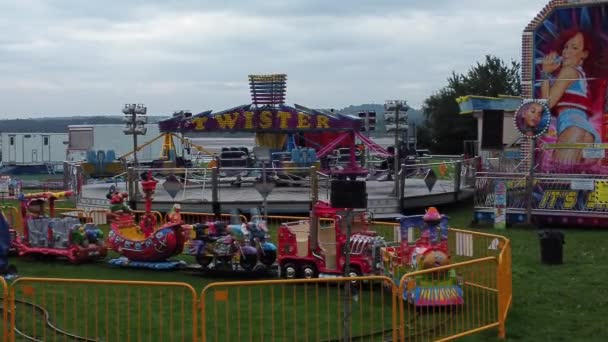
[0,278,7,342]
[0,207,21,235]
[9,278,198,342]
[398,257,499,341]
[398,157,479,199]
[0,225,511,342]
[73,209,166,226]
[174,212,247,226]
[200,276,398,342]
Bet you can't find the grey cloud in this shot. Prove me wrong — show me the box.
[0,0,548,117]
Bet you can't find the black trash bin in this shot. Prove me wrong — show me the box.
[539,230,565,265]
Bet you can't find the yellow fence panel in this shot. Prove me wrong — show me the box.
[86,209,111,225]
[0,277,7,342]
[398,257,499,341]
[497,240,512,339]
[448,228,509,262]
[370,220,401,244]
[132,210,165,225]
[0,206,21,235]
[9,278,198,342]
[200,276,398,342]
[176,212,247,226]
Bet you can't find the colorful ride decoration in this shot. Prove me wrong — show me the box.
[383,207,463,307]
[189,208,277,272]
[277,201,385,279]
[107,173,189,269]
[14,191,107,263]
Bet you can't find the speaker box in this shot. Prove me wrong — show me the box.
[330,180,367,208]
[481,110,504,150]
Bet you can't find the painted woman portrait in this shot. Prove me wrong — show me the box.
[531,6,608,174]
[515,101,550,137]
[535,19,608,173]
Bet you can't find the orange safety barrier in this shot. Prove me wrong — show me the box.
[0,277,7,342]
[132,210,165,225]
[0,225,511,342]
[176,212,248,225]
[370,220,401,243]
[200,276,398,342]
[86,209,111,225]
[9,278,198,342]
[55,208,92,223]
[398,257,499,341]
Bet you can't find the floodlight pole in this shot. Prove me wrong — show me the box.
[132,112,138,167]
[393,106,400,197]
[386,101,408,197]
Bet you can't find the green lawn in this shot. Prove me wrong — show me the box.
[2,198,608,341]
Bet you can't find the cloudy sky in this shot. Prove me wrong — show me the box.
[0,0,549,118]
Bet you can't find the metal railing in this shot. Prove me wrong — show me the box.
[8,278,198,342]
[200,276,398,342]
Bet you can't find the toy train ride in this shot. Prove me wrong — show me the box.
[12,191,107,263]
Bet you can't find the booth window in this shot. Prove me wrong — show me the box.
[9,136,14,146]
[43,136,49,146]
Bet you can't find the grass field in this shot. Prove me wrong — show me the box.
[2,195,607,341]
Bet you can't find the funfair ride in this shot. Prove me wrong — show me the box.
[107,173,189,268]
[14,191,107,263]
[277,201,386,279]
[382,208,463,307]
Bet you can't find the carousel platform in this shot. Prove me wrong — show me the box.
[77,177,473,218]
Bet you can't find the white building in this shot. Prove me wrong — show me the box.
[0,132,68,165]
[66,124,183,162]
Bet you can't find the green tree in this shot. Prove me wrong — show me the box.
[422,55,520,154]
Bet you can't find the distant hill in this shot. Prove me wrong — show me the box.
[0,116,167,133]
[0,106,425,134]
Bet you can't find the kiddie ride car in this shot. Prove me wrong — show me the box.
[277,201,386,279]
[382,207,464,307]
[106,173,190,269]
[14,191,107,263]
[189,208,277,272]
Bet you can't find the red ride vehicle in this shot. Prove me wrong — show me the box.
[15,191,107,263]
[277,201,386,279]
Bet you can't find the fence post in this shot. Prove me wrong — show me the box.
[525,137,536,224]
[497,254,506,339]
[127,167,137,210]
[454,160,462,201]
[211,167,220,219]
[399,163,406,201]
[310,166,318,205]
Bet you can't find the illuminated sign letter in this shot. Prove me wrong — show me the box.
[316,115,329,129]
[297,113,311,129]
[216,113,240,129]
[191,117,208,130]
[563,191,577,210]
[244,112,254,129]
[278,111,291,129]
[260,111,272,129]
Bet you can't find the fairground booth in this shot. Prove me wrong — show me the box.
[458,0,608,227]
